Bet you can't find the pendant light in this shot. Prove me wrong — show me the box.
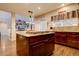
[28,10,33,30]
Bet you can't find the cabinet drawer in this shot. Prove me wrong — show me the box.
[29,36,43,43]
[67,35,79,41]
[30,43,45,56]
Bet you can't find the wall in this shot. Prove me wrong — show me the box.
[35,3,79,32]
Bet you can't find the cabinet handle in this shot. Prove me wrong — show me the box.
[44,39,54,42]
[44,39,49,42]
[32,43,44,48]
[32,45,39,48]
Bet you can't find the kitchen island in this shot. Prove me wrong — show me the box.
[16,31,55,56]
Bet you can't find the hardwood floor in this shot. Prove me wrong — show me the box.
[0,39,16,56]
[0,39,79,56]
[53,44,79,56]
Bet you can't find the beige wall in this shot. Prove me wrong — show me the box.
[35,3,79,32]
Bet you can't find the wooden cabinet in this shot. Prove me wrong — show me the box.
[51,16,53,21]
[67,32,79,48]
[16,33,55,56]
[44,37,55,55]
[71,10,76,18]
[77,9,79,18]
[55,32,79,49]
[16,34,29,56]
[67,12,70,19]
[30,43,45,56]
[55,32,67,44]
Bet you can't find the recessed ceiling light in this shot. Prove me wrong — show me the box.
[37,7,40,10]
[61,4,65,6]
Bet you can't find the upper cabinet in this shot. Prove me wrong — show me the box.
[77,9,79,18]
[50,9,79,27]
[51,9,79,21]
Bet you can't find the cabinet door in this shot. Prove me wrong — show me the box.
[68,35,79,48]
[30,43,45,56]
[44,38,55,56]
[55,32,67,44]
[67,35,76,47]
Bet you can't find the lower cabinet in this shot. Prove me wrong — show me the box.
[16,34,29,56]
[67,33,79,48]
[30,43,45,56]
[16,33,55,56]
[55,32,67,45]
[44,38,55,55]
[55,32,79,49]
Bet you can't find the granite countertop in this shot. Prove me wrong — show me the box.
[16,31,55,37]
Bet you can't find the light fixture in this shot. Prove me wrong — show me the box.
[37,7,40,10]
[28,10,33,18]
[61,4,65,6]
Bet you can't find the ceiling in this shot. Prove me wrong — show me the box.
[0,3,70,17]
